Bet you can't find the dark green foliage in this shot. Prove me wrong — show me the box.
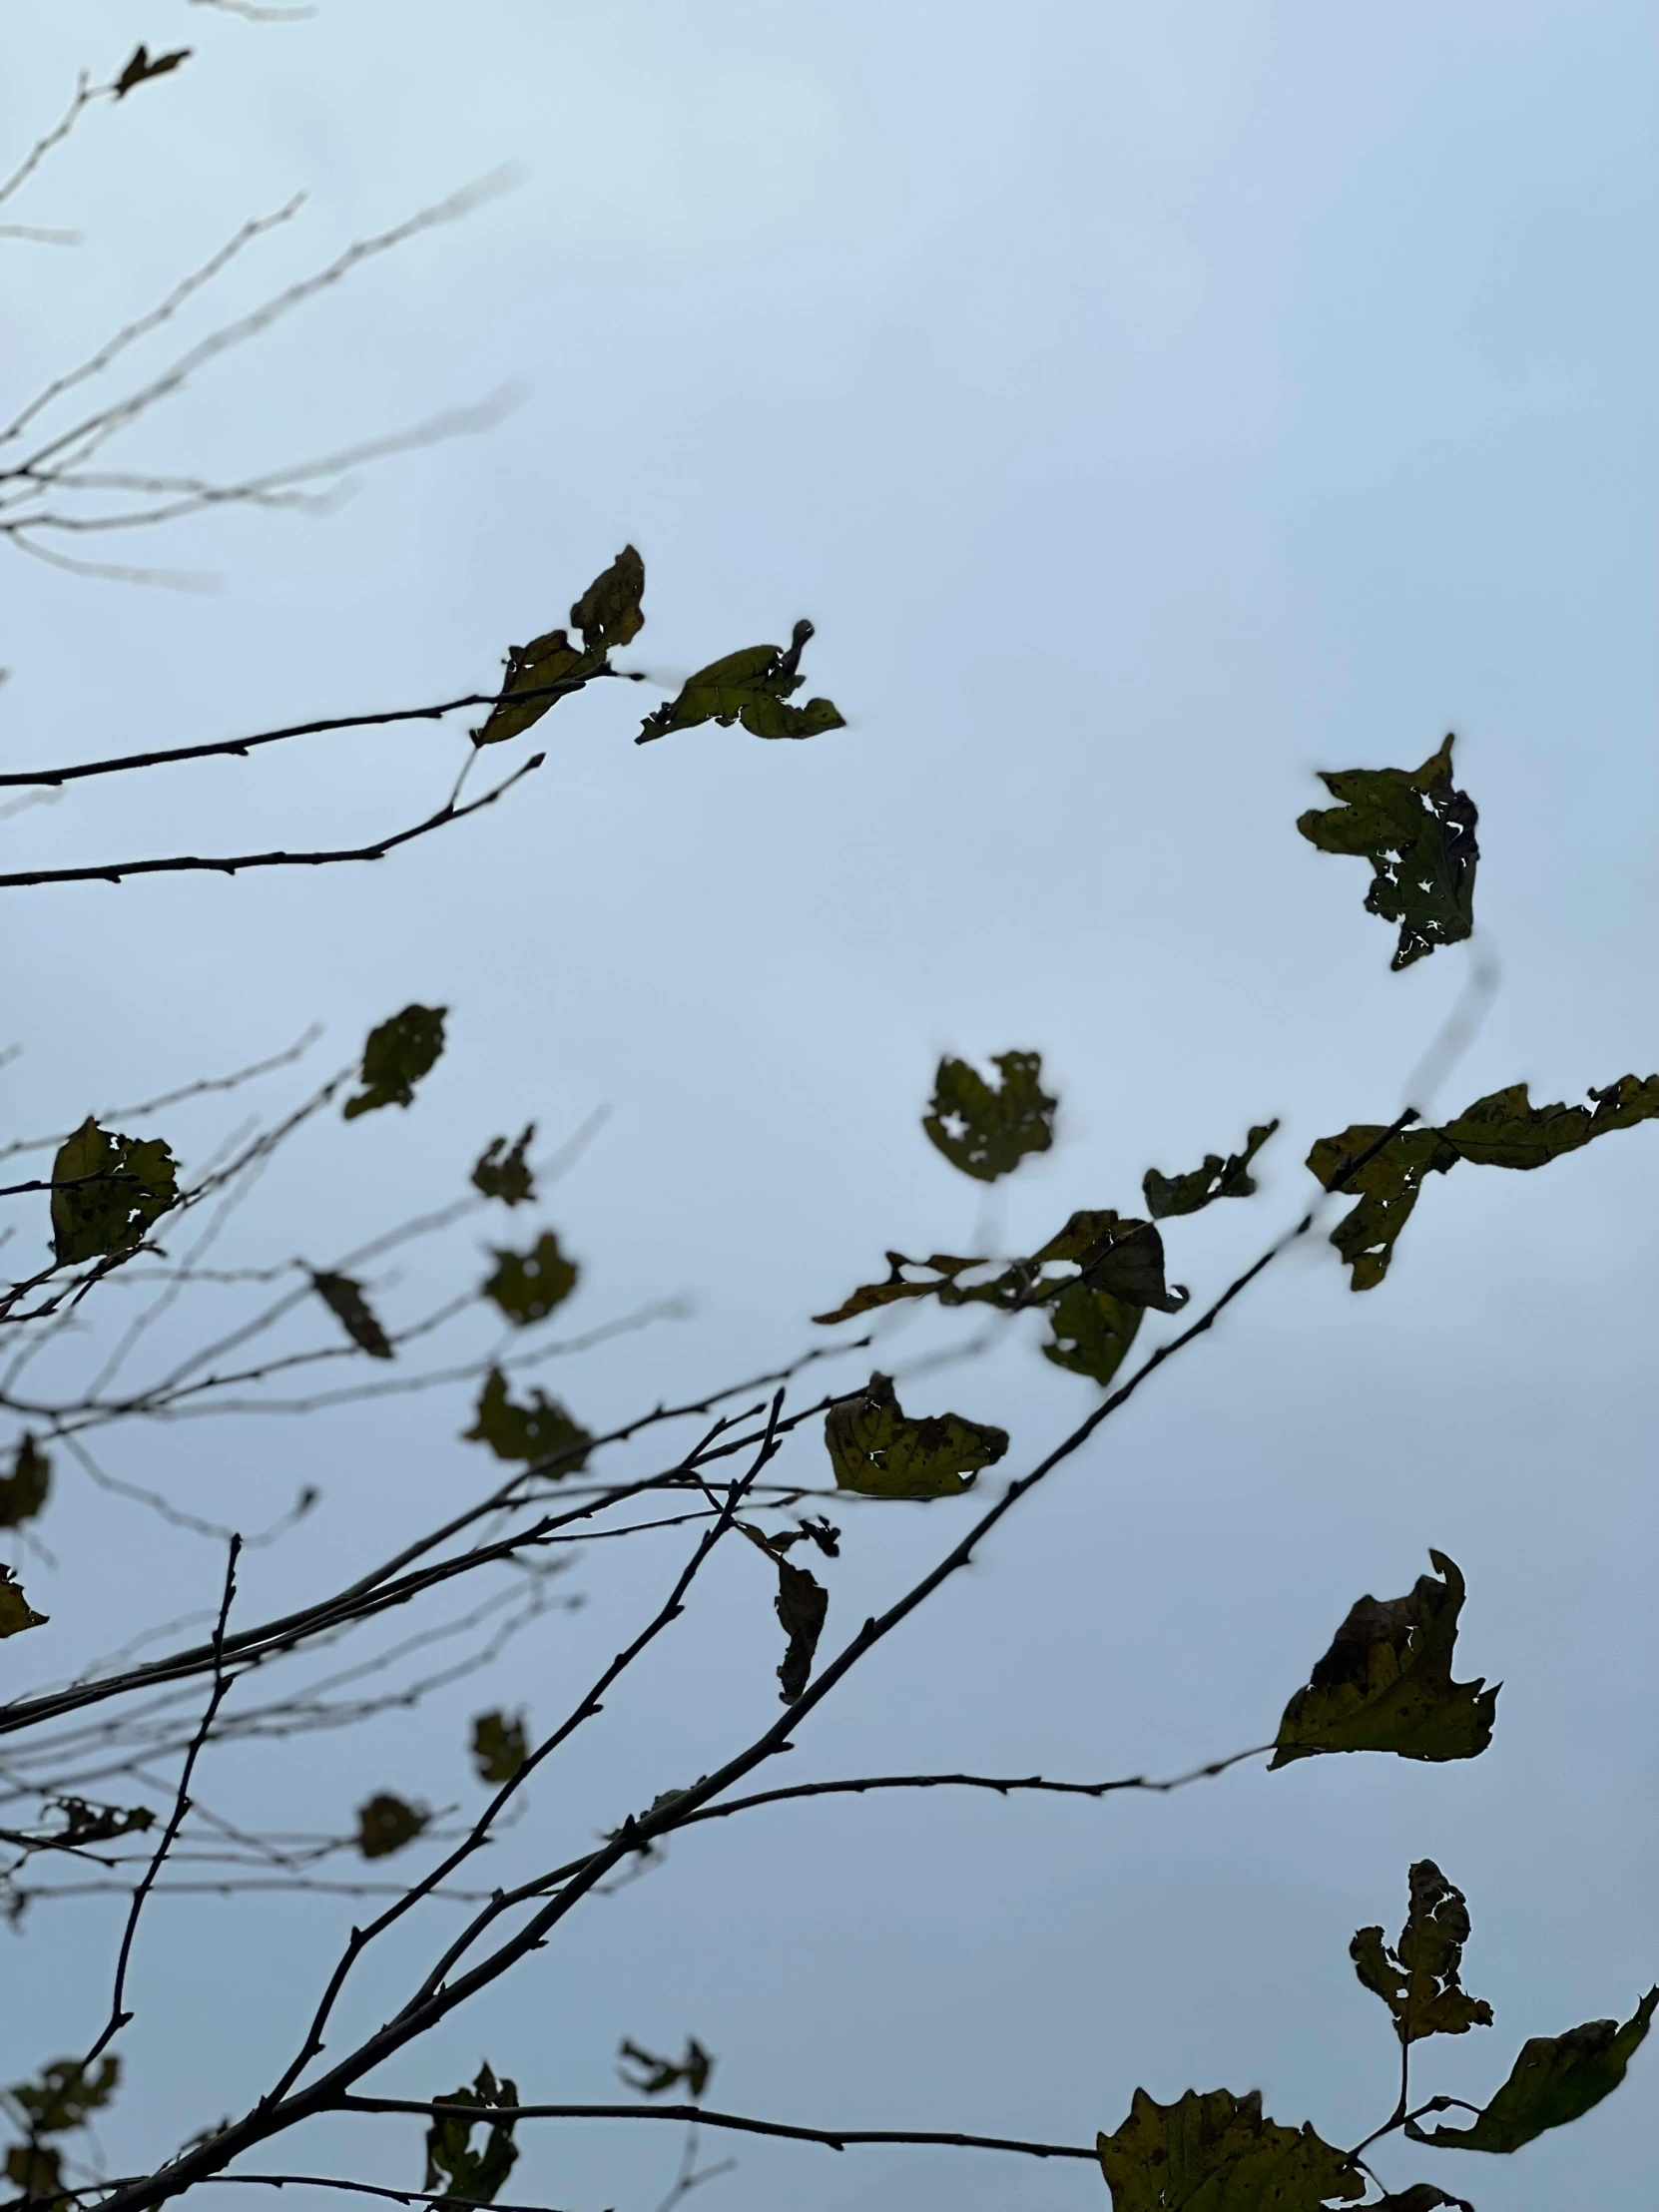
[1041,1281,1144,1387]
[1297,732,1478,969]
[7,2056,119,2134]
[471,1126,535,1206]
[481,1233,578,1326]
[1096,2087,1364,2210]
[472,546,645,747]
[775,1557,828,1703]
[50,1797,155,1847]
[114,45,190,98]
[0,1436,50,1529]
[310,1270,393,1360]
[50,1117,178,1265]
[1438,1074,1659,1168]
[471,1710,528,1786]
[342,1004,446,1120]
[6,2141,63,2201]
[423,2062,520,2206]
[1143,1120,1279,1219]
[1371,2191,1469,2211]
[816,1209,1186,1330]
[0,1564,46,1639]
[824,1372,1007,1499]
[922,1051,1057,1182]
[636,620,844,744]
[1352,1862,1493,2044]
[813,1250,989,1326]
[1052,1210,1189,1313]
[618,2036,714,2099]
[1272,1550,1495,1767]
[1411,1989,1656,2155]
[464,1368,590,1469]
[355,1792,428,1860]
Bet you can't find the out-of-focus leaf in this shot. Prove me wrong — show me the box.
[618,2036,714,2100]
[114,44,190,98]
[1144,1120,1280,1219]
[1352,1862,1494,2044]
[637,620,843,744]
[482,1233,578,1326]
[1297,732,1478,970]
[464,1368,590,1470]
[1307,1125,1459,1292]
[824,1372,1007,1499]
[813,1251,989,1326]
[0,1563,47,1639]
[355,1792,428,1860]
[50,1117,178,1265]
[473,547,644,747]
[1371,2190,1470,2211]
[343,1004,446,1120]
[1411,1989,1656,2155]
[8,2055,120,2133]
[922,1051,1057,1183]
[51,1797,155,1847]
[758,1513,841,1559]
[311,1270,393,1360]
[471,1126,535,1206]
[1439,1076,1659,1169]
[1049,1210,1189,1314]
[775,1558,828,1703]
[6,2142,63,2199]
[471,1710,528,1786]
[1096,2086,1364,2211]
[424,2061,520,2206]
[1041,1281,1143,1387]
[1272,1550,1496,1767]
[0,1434,50,1529]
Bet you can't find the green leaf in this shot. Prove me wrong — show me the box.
[922,1051,1057,1183]
[464,1368,591,1470]
[813,1250,990,1326]
[1352,1861,1494,2045]
[114,44,190,98]
[1096,2087,1365,2211]
[1143,1120,1280,1219]
[343,1004,446,1120]
[618,2036,714,2100]
[50,1117,179,1266]
[355,1792,428,1860]
[1297,732,1478,970]
[1307,1124,1459,1292]
[775,1556,828,1703]
[570,544,647,656]
[8,2056,120,2134]
[1041,1281,1143,1387]
[0,1434,50,1529]
[311,1270,394,1360]
[1410,1988,1657,2155]
[472,547,645,748]
[824,1372,1008,1499]
[50,1797,155,1847]
[1272,1550,1496,1767]
[424,2062,520,2206]
[1438,1075,1659,1169]
[471,1126,535,1206]
[0,1563,47,1639]
[471,1710,528,1785]
[481,1233,578,1326]
[1040,1210,1190,1314]
[6,2142,63,2200]
[636,620,844,744]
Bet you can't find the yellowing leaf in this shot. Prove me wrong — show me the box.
[1096,2087,1364,2211]
[1297,732,1478,969]
[471,1710,529,1785]
[0,1563,47,1639]
[636,620,844,744]
[473,548,645,747]
[50,1117,179,1266]
[1041,1281,1143,1387]
[311,1270,393,1360]
[343,1004,446,1120]
[464,1368,590,1469]
[1352,1862,1494,2045]
[1411,1989,1656,2155]
[355,1792,428,1860]
[1143,1120,1279,1219]
[424,2061,520,2206]
[472,1126,535,1206]
[824,1373,1007,1499]
[481,1233,578,1326]
[0,1434,50,1529]
[922,1051,1057,1183]
[775,1556,828,1703]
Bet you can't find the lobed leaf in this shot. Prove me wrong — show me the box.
[1297,732,1478,969]
[824,1372,1007,1499]
[471,1710,529,1786]
[424,2061,520,2206]
[1352,1861,1493,2044]
[472,547,644,746]
[51,1117,179,1266]
[1143,1120,1279,1219]
[1096,2086,1364,2210]
[0,1434,50,1529]
[636,620,844,744]
[922,1051,1057,1183]
[1410,1988,1656,2155]
[355,1792,428,1860]
[481,1233,579,1326]
[0,1563,47,1639]
[310,1270,393,1360]
[464,1368,590,1470]
[343,1005,446,1120]
[471,1126,536,1206]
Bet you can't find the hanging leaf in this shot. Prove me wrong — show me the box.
[481,1233,578,1326]
[1307,1124,1459,1291]
[471,1710,529,1786]
[618,2036,714,2099]
[1143,1120,1280,1219]
[1096,2087,1365,2211]
[922,1051,1057,1183]
[0,1434,50,1529]
[472,547,645,747]
[50,1797,155,1847]
[310,1271,394,1360]
[113,45,190,98]
[1438,1075,1659,1170]
[1041,1281,1143,1387]
[775,1557,828,1703]
[355,1792,428,1860]
[824,1373,1007,1500]
[1053,1210,1189,1314]
[636,620,844,744]
[1410,1988,1656,2155]
[0,1564,47,1639]
[1272,1550,1496,1767]
[471,1126,536,1206]
[50,1117,179,1266]
[1297,732,1478,970]
[1352,1862,1494,2045]
[343,1005,446,1120]
[424,2062,520,2206]
[464,1368,591,1470]
[7,2055,120,2133]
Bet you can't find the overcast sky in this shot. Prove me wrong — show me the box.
[2,4,1656,2209]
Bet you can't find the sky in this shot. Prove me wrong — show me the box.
[1,3,1656,2209]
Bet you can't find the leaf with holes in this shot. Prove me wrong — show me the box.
[464,1368,591,1470]
[1307,1124,1459,1291]
[1143,1120,1279,1219]
[1410,1989,1656,2155]
[1352,1862,1494,2044]
[0,1434,50,1529]
[1439,1075,1659,1170]
[481,1234,578,1326]
[0,1564,46,1639]
[471,1710,528,1786]
[51,1798,155,1847]
[51,1117,178,1266]
[825,1373,1007,1499]
[1041,1281,1144,1387]
[424,2062,520,2205]
[472,1126,535,1206]
[343,1005,446,1120]
[356,1792,428,1860]
[1298,732,1478,969]
[473,547,644,747]
[813,1251,990,1326]
[637,620,843,743]
[775,1558,828,1703]
[310,1270,393,1360]
[922,1051,1057,1183]
[1096,2087,1365,2211]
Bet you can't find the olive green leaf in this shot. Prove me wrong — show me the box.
[637,620,844,744]
[570,543,647,655]
[618,2036,714,2099]
[310,1270,393,1360]
[1297,732,1478,970]
[471,1126,535,1206]
[1371,2190,1470,2212]
[1438,1075,1659,1169]
[1410,1988,1656,2155]
[472,547,644,747]
[1352,1862,1494,2045]
[1041,1281,1143,1387]
[50,1797,155,1847]
[775,1557,828,1703]
[424,2061,520,2206]
[0,1563,47,1639]
[51,1117,179,1266]
[1272,1550,1496,1767]
[1144,1120,1280,1219]
[813,1251,989,1326]
[1045,1210,1190,1314]
[922,1051,1057,1183]
[481,1233,578,1326]
[0,1434,50,1529]
[114,44,190,98]
[6,2143,63,2199]
[1307,1124,1460,1292]
[1096,2087,1365,2211]
[355,1792,428,1860]
[825,1372,1008,1499]
[8,2055,120,2133]
[464,1368,591,1471]
[471,1710,528,1786]
[343,1004,446,1120]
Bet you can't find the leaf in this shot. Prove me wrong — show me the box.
[50,1117,179,1266]
[1096,2086,1365,2211]
[6,2142,63,2200]
[343,1004,446,1120]
[355,1792,428,1860]
[471,1126,535,1206]
[1371,2190,1470,2212]
[424,2061,520,2206]
[813,1250,990,1326]
[1410,1988,1656,2154]
[824,1372,1008,1499]
[472,548,645,747]
[618,2036,715,2100]
[570,543,647,655]
[114,45,190,98]
[1351,1861,1494,2044]
[471,1710,528,1786]
[8,2056,120,2133]
[1144,1120,1280,1219]
[0,1563,47,1639]
[0,1434,50,1529]
[1041,1281,1144,1387]
[50,1797,155,1847]
[1307,1124,1460,1292]
[922,1051,1057,1183]
[775,1557,828,1703]
[636,620,844,744]
[1272,1550,1496,1767]
[1050,1210,1190,1314]
[481,1233,579,1326]
[1438,1075,1659,1170]
[464,1369,590,1469]
[1297,732,1478,969]
[311,1270,394,1360]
